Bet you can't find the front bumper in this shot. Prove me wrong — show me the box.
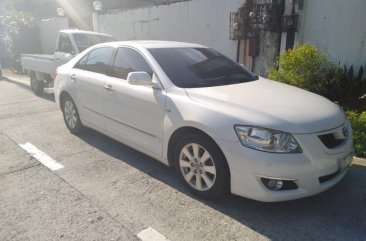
[216,124,353,202]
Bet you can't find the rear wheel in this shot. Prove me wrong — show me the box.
[30,73,44,95]
[174,134,230,199]
[61,95,84,134]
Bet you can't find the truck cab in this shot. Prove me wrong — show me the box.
[21,29,115,95]
[54,30,115,68]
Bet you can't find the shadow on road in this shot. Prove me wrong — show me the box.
[77,128,366,241]
[4,77,55,102]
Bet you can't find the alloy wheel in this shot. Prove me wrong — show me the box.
[179,143,217,191]
[64,100,78,129]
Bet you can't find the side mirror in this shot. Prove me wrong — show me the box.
[127,71,152,86]
[127,71,163,89]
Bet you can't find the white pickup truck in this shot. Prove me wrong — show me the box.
[21,29,114,95]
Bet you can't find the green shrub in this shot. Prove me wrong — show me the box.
[331,65,366,111]
[268,44,335,95]
[347,111,366,158]
[268,44,366,111]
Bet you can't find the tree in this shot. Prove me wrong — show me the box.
[0,1,37,72]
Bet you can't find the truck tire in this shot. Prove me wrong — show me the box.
[30,72,44,95]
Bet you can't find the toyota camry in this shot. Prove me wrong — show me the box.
[54,41,353,202]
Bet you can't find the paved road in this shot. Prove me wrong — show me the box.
[0,76,365,241]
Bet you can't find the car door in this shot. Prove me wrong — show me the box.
[72,47,115,131]
[104,47,166,156]
[54,33,75,67]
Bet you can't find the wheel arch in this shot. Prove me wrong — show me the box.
[59,90,72,109]
[167,126,230,174]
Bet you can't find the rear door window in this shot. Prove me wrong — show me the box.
[74,47,114,75]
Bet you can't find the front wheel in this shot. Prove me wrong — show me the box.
[30,73,44,95]
[61,95,84,134]
[174,134,230,199]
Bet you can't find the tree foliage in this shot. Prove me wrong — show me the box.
[0,1,37,71]
[0,10,36,48]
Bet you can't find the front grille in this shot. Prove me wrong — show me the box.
[319,170,340,183]
[318,133,345,149]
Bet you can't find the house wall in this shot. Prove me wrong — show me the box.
[96,0,245,65]
[292,0,366,68]
[38,17,69,54]
[96,0,366,76]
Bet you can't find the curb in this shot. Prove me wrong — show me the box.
[3,75,30,85]
[3,74,55,97]
[353,157,366,168]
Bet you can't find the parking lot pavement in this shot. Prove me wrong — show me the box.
[0,130,139,241]
[1,76,366,241]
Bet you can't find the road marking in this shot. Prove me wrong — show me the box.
[19,142,64,171]
[137,227,169,241]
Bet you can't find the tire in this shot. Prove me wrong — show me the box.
[61,94,84,134]
[174,134,230,199]
[30,73,44,95]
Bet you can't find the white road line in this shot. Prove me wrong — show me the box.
[137,227,169,241]
[19,142,64,171]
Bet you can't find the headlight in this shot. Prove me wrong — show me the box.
[234,126,302,153]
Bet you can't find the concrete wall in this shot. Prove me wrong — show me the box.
[295,0,366,68]
[38,17,69,54]
[95,0,366,76]
[96,0,244,64]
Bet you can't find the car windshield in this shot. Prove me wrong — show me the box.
[73,33,115,52]
[148,47,258,88]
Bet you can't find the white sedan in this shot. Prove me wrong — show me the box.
[54,41,353,202]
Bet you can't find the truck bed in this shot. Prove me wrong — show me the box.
[21,54,55,75]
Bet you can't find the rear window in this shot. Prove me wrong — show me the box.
[74,33,115,52]
[148,47,258,88]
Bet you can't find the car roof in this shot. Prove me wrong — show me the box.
[60,29,113,37]
[97,40,207,49]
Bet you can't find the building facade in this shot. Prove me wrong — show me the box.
[93,0,366,76]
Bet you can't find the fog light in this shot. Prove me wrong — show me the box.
[261,177,298,191]
[262,178,283,191]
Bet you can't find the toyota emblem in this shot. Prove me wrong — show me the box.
[342,126,349,137]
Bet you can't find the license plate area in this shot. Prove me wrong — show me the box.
[338,151,354,171]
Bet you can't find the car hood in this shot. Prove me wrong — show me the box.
[185,78,345,134]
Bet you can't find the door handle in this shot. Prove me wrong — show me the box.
[70,74,77,82]
[55,57,60,60]
[104,84,114,91]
